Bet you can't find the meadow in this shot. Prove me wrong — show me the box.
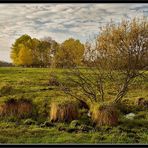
[0,67,148,144]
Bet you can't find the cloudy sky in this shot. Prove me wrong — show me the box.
[0,3,148,62]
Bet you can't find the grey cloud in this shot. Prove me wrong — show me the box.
[0,4,147,62]
[130,5,148,11]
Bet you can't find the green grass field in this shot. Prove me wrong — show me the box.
[0,67,148,144]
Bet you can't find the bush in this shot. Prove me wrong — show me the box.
[23,119,36,125]
[0,83,13,96]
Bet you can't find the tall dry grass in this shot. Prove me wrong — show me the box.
[50,99,79,122]
[91,103,118,126]
[0,98,33,118]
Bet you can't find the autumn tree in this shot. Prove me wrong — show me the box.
[54,38,85,68]
[60,17,148,126]
[10,35,58,67]
[18,44,33,66]
[27,38,41,66]
[96,17,148,103]
[37,40,51,67]
[10,34,32,66]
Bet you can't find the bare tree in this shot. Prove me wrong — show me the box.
[58,17,148,126]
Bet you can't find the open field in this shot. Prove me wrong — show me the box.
[0,3,147,145]
[0,67,148,144]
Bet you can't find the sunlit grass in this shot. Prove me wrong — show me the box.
[0,67,147,144]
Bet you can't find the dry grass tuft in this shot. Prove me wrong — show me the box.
[0,98,33,118]
[91,103,118,127]
[17,99,33,118]
[50,98,79,122]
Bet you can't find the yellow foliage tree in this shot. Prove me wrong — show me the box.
[10,34,32,66]
[18,44,33,66]
[54,38,85,68]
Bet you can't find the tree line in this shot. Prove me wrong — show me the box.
[10,35,85,68]
[0,61,13,67]
[10,17,148,69]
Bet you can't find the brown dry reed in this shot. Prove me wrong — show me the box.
[91,103,118,127]
[50,98,79,122]
[0,98,33,118]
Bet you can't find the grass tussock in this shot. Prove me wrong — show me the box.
[17,99,33,118]
[0,98,33,118]
[91,103,118,127]
[50,98,79,122]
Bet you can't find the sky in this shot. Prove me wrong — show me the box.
[0,3,148,62]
